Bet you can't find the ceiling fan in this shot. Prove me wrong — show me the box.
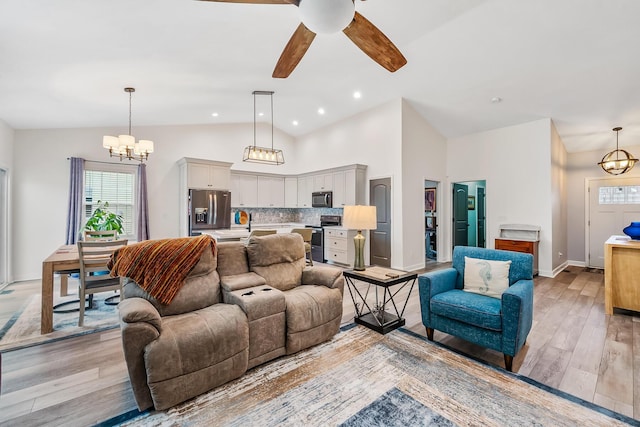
[200,0,407,78]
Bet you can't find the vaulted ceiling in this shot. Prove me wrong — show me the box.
[1,0,640,153]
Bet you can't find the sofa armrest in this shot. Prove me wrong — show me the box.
[118,297,162,411]
[418,268,458,328]
[220,272,267,292]
[501,279,534,356]
[302,265,343,290]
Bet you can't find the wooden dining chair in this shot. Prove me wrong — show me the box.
[84,229,118,241]
[77,239,128,326]
[291,228,313,266]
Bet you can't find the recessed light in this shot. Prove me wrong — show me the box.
[211,112,219,117]
[491,97,502,103]
[258,112,264,117]
[318,108,325,115]
[353,91,362,99]
[292,120,299,126]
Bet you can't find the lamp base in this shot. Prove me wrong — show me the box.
[353,230,366,271]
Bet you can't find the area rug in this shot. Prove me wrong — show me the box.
[0,290,119,351]
[105,325,637,427]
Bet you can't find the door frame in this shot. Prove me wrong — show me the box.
[584,175,640,267]
[424,179,440,262]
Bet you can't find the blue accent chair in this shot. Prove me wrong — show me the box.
[418,246,534,371]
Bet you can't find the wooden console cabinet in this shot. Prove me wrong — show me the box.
[495,238,539,275]
[604,236,640,315]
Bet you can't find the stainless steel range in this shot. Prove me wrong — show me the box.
[306,215,342,263]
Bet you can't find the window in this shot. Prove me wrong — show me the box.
[84,162,137,239]
[599,185,640,205]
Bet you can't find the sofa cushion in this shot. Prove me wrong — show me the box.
[216,241,250,277]
[246,234,306,291]
[463,256,511,299]
[430,289,502,331]
[283,285,343,333]
[144,303,248,383]
[123,249,221,317]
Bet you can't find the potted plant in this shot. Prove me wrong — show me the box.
[83,200,124,239]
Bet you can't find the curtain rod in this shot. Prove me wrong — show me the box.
[66,157,140,167]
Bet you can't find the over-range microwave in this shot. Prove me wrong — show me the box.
[312,191,333,208]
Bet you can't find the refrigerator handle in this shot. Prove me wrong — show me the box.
[208,193,213,226]
[213,192,218,226]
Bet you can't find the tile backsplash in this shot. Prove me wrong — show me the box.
[232,208,343,226]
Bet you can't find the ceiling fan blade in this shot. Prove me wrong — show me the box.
[342,12,407,72]
[272,23,316,78]
[198,0,298,4]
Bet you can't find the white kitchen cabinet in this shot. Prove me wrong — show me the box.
[332,166,367,207]
[230,173,258,207]
[313,173,333,192]
[324,227,356,267]
[257,176,285,207]
[284,177,298,208]
[181,159,232,190]
[297,176,313,208]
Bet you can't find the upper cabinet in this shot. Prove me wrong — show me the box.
[332,166,367,207]
[231,173,258,207]
[297,176,313,208]
[257,176,285,208]
[313,173,333,192]
[284,177,298,208]
[179,158,232,190]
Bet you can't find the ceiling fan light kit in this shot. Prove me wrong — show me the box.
[598,127,638,175]
[201,0,406,78]
[298,0,355,34]
[103,87,154,163]
[243,90,285,165]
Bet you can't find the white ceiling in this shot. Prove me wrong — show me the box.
[2,0,640,153]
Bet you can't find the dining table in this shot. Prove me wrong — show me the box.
[41,244,81,334]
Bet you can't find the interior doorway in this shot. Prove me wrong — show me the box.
[452,180,486,249]
[424,180,438,262]
[370,177,391,267]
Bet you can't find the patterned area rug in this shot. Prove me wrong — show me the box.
[107,325,636,427]
[0,290,119,351]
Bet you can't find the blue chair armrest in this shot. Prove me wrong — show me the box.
[501,279,534,356]
[418,268,458,328]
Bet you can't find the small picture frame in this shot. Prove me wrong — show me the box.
[426,216,435,229]
[425,188,436,212]
[467,196,476,210]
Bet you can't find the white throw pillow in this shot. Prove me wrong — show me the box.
[463,256,511,299]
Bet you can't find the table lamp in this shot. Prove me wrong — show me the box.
[343,205,377,271]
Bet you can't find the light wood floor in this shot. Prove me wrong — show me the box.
[0,264,638,426]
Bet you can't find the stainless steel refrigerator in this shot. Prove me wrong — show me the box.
[188,189,231,235]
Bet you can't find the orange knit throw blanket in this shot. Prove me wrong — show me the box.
[108,234,216,305]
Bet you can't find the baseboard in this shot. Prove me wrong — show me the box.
[567,260,586,267]
[550,261,569,278]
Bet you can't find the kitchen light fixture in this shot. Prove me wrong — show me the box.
[103,87,154,162]
[598,127,638,175]
[243,91,284,165]
[343,205,377,271]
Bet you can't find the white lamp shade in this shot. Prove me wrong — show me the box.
[137,140,154,153]
[103,135,119,149]
[118,134,135,148]
[299,0,355,34]
[343,205,377,230]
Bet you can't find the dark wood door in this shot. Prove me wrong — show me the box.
[477,186,486,248]
[370,178,391,267]
[453,183,469,247]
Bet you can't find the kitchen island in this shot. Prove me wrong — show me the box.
[203,223,306,242]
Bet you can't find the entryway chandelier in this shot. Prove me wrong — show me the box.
[243,90,285,165]
[598,127,638,175]
[102,87,154,163]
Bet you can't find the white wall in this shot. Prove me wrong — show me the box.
[550,121,568,273]
[13,123,296,280]
[401,100,447,270]
[0,119,14,283]
[566,142,640,264]
[446,119,556,276]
